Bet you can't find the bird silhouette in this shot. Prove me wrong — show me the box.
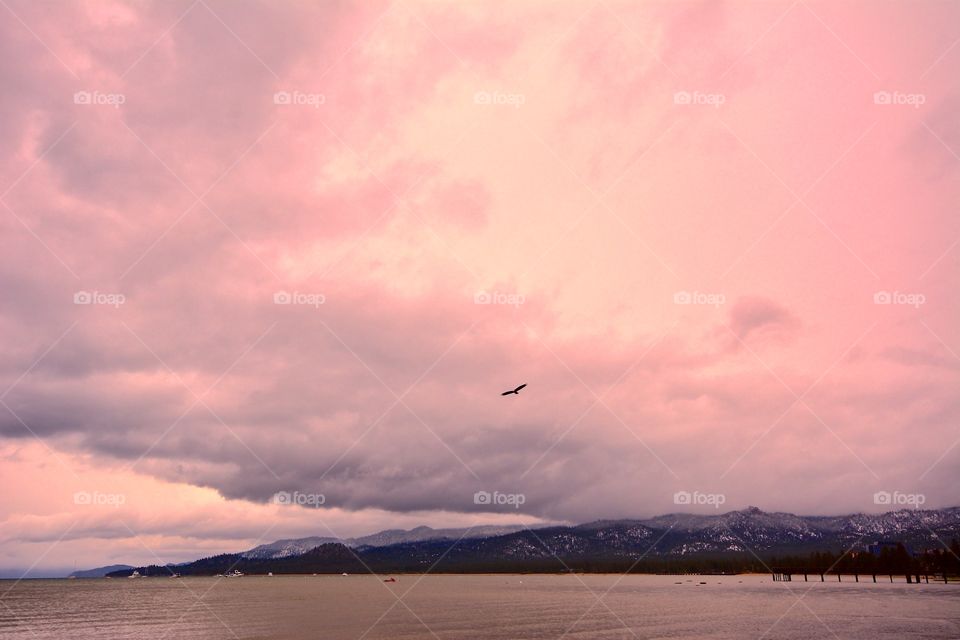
[501,383,527,396]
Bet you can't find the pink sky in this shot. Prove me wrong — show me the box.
[0,0,958,573]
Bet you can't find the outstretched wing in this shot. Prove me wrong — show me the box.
[514,383,527,393]
[501,389,514,396]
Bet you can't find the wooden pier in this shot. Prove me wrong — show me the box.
[771,568,949,584]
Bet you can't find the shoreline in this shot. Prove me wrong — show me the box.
[9,572,959,582]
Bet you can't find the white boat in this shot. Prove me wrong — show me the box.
[128,570,142,579]
[267,572,273,577]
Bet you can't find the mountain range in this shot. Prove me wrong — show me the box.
[241,524,532,559]
[92,506,960,577]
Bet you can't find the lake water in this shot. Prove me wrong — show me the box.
[1,574,957,639]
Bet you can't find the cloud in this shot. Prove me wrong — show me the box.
[728,296,798,341]
[0,0,958,571]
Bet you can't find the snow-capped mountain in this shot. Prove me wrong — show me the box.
[596,506,960,555]
[111,507,960,577]
[241,507,960,561]
[242,524,535,559]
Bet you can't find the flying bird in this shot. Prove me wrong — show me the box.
[501,383,527,396]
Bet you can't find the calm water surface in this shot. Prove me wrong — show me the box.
[1,574,958,639]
